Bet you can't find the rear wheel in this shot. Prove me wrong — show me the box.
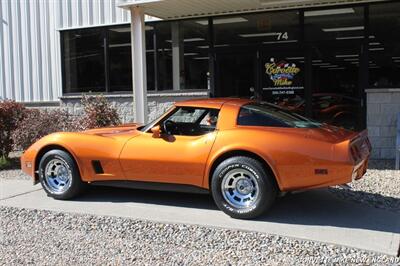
[211,156,277,219]
[39,149,86,200]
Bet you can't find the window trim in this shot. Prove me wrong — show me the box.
[142,106,220,135]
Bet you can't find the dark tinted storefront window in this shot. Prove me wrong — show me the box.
[369,3,400,88]
[213,12,299,47]
[151,19,209,91]
[108,27,132,92]
[180,19,209,90]
[212,11,303,107]
[63,28,105,93]
[212,11,304,113]
[305,7,364,130]
[152,22,172,91]
[305,7,364,41]
[62,25,170,93]
[146,25,156,91]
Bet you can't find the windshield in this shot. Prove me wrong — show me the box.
[140,106,176,132]
[238,102,322,128]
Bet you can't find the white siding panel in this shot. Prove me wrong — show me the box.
[0,0,130,102]
[81,0,90,26]
[70,0,80,28]
[50,1,61,100]
[92,0,100,26]
[11,0,22,101]
[20,1,32,101]
[3,0,15,100]
[0,2,5,99]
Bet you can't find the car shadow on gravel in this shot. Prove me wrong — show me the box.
[262,189,400,235]
[76,186,400,235]
[80,186,219,210]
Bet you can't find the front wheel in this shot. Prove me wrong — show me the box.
[211,156,277,219]
[38,149,86,200]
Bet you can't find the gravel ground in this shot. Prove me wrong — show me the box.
[328,166,400,213]
[0,169,30,180]
[1,207,399,266]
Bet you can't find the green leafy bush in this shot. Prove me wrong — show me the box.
[0,100,26,159]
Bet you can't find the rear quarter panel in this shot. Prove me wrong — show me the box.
[205,127,353,191]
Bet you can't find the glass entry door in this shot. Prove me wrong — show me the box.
[215,52,257,98]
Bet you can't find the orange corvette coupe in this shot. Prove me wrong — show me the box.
[21,98,371,219]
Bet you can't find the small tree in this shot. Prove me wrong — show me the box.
[0,100,26,159]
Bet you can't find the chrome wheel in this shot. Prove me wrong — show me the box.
[43,158,72,194]
[221,168,259,209]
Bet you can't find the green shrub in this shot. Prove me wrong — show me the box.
[0,100,26,159]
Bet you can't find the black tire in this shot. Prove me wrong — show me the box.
[38,149,86,200]
[211,156,277,219]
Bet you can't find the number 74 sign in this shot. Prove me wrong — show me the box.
[276,32,289,40]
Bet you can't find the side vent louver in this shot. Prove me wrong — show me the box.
[92,160,104,174]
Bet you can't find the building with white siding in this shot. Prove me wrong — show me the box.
[0,0,135,103]
[0,0,399,160]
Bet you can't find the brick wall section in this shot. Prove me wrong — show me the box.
[366,88,400,159]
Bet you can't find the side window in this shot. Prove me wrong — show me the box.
[163,107,219,136]
[199,109,219,131]
[168,108,206,123]
[237,106,288,127]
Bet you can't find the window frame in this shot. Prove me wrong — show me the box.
[142,106,220,136]
[236,102,322,128]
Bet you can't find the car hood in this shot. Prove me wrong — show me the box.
[306,124,357,143]
[83,123,143,137]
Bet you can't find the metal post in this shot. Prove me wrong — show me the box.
[130,6,148,123]
[208,17,215,97]
[172,21,183,90]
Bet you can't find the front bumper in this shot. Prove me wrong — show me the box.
[20,150,37,183]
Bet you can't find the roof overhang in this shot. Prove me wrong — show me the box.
[117,0,387,20]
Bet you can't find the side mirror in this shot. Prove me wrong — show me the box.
[151,125,161,138]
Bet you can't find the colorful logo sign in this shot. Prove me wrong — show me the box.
[265,58,300,87]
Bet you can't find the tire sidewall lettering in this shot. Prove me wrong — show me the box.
[218,162,261,215]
